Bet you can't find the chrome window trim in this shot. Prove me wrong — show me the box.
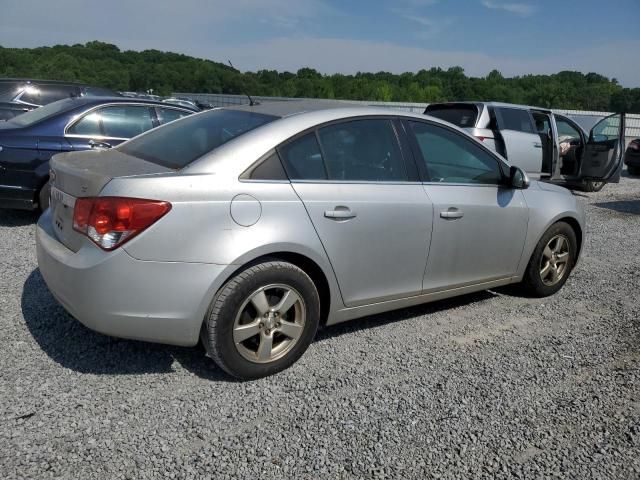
[13,91,40,107]
[421,181,505,187]
[64,133,129,142]
[289,180,423,185]
[239,179,291,184]
[63,102,191,138]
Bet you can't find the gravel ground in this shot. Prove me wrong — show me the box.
[1,173,639,480]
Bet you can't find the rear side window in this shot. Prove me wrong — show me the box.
[424,104,479,128]
[409,121,503,184]
[157,107,191,125]
[119,109,276,169]
[318,119,407,181]
[68,111,102,136]
[497,108,535,133]
[279,133,327,180]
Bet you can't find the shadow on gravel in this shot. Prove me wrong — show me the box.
[594,200,640,215]
[0,210,38,227]
[315,290,497,342]
[23,267,501,380]
[21,269,234,382]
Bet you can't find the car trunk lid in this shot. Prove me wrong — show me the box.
[49,149,173,252]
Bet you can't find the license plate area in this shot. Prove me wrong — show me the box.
[50,186,76,237]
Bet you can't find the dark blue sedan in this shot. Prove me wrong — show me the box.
[0,97,196,210]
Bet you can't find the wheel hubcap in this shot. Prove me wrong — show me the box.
[232,284,306,363]
[540,234,571,286]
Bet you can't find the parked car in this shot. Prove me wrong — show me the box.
[624,139,640,176]
[0,78,118,120]
[0,97,195,211]
[424,102,625,192]
[37,101,585,380]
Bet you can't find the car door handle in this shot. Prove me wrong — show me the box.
[533,142,542,148]
[89,139,112,149]
[324,207,357,220]
[440,209,464,219]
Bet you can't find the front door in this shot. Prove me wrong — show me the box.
[278,119,433,307]
[404,119,529,291]
[579,113,625,183]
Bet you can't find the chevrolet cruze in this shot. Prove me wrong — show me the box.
[36,101,595,379]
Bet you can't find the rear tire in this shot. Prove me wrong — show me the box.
[203,261,320,380]
[521,222,577,297]
[627,166,640,176]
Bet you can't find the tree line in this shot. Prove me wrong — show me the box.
[1,41,639,113]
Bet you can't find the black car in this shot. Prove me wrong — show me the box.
[624,139,640,176]
[0,78,118,120]
[0,96,196,210]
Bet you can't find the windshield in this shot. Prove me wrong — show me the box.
[119,109,278,169]
[8,98,76,127]
[424,104,479,128]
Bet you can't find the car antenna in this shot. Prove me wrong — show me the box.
[228,60,259,107]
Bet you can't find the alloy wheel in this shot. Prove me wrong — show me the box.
[232,284,306,363]
[539,234,571,286]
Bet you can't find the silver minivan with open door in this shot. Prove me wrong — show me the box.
[424,102,625,192]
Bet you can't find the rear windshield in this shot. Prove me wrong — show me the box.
[8,98,76,127]
[424,104,479,128]
[119,109,277,169]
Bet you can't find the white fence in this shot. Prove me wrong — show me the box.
[174,93,640,143]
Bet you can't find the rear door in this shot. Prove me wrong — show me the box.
[279,118,433,307]
[494,107,543,175]
[579,113,625,183]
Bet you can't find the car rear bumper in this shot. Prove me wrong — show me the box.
[36,209,227,346]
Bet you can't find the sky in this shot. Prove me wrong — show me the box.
[1,0,639,86]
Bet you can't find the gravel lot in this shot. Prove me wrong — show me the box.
[1,173,639,480]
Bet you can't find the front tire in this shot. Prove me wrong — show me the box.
[203,261,320,380]
[521,222,577,297]
[582,180,605,192]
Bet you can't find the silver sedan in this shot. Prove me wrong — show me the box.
[36,101,585,379]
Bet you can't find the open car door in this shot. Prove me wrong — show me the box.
[579,113,625,183]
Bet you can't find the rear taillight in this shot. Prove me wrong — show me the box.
[475,136,486,142]
[73,197,171,251]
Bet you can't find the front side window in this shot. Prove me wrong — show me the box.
[68,105,155,138]
[409,121,503,184]
[157,107,191,125]
[591,114,621,142]
[317,119,407,181]
[119,109,276,169]
[497,108,535,133]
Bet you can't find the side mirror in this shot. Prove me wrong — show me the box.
[510,165,530,189]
